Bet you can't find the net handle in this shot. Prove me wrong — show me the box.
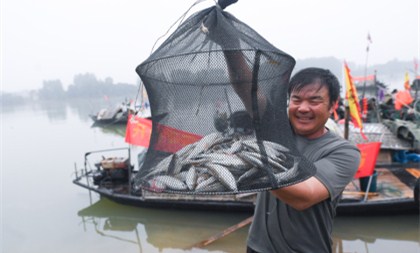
[217,0,238,9]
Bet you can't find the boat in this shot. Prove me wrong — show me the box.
[381,97,420,152]
[73,147,256,213]
[73,145,420,216]
[90,102,130,125]
[90,102,151,126]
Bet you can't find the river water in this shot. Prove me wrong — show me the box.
[2,99,419,253]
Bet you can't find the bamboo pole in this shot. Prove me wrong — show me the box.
[344,100,350,140]
[187,216,253,249]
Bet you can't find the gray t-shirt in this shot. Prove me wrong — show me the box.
[247,131,360,253]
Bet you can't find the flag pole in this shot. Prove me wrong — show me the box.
[362,33,372,99]
[344,100,350,140]
[342,63,350,140]
[361,47,369,100]
[361,33,372,123]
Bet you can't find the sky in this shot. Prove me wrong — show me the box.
[1,0,419,93]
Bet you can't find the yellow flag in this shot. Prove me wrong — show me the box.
[404,72,410,90]
[344,62,367,139]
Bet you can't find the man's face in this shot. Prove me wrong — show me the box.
[288,83,333,139]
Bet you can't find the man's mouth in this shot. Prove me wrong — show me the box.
[296,115,313,122]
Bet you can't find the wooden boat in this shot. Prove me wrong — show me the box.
[90,103,151,126]
[90,103,130,125]
[73,147,420,216]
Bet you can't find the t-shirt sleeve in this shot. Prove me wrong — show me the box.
[314,142,361,199]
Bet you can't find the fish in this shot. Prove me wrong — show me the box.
[194,153,251,168]
[242,151,289,172]
[195,181,226,192]
[145,154,174,178]
[175,171,188,182]
[185,132,223,159]
[186,166,198,190]
[143,131,295,194]
[146,178,166,192]
[154,175,188,191]
[204,163,238,191]
[242,140,288,161]
[223,139,243,154]
[176,142,197,160]
[196,176,217,191]
[237,167,259,184]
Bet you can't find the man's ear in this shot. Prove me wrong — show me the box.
[329,102,337,114]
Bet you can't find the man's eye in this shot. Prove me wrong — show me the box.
[310,99,323,104]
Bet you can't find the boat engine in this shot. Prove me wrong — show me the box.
[93,157,130,185]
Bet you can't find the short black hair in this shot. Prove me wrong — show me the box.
[288,67,340,107]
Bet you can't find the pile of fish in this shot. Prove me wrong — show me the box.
[142,132,298,193]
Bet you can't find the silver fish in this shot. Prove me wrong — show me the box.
[195,181,226,192]
[242,140,288,160]
[154,175,187,191]
[186,132,223,159]
[196,176,217,191]
[221,139,243,154]
[237,167,259,184]
[274,157,301,182]
[146,178,166,192]
[145,154,174,178]
[239,151,288,172]
[186,166,198,190]
[204,163,237,191]
[196,153,250,168]
[175,171,188,182]
[176,142,197,160]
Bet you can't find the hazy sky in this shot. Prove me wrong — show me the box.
[1,0,419,92]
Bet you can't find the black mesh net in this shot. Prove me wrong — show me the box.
[133,4,316,194]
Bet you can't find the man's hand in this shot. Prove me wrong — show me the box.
[200,9,240,50]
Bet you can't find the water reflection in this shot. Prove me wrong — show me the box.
[332,214,420,253]
[77,198,251,253]
[77,197,419,253]
[38,100,68,121]
[92,124,127,137]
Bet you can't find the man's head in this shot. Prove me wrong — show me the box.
[287,68,340,139]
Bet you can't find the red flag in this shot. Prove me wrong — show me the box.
[344,61,367,140]
[394,90,414,110]
[355,142,381,178]
[125,114,202,152]
[154,124,202,153]
[125,114,152,147]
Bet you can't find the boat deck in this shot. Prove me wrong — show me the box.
[342,167,417,202]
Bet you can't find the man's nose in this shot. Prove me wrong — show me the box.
[298,101,310,112]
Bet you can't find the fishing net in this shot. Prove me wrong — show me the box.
[132,2,316,194]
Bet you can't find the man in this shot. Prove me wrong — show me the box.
[221,51,360,253]
[203,13,360,251]
[244,68,360,253]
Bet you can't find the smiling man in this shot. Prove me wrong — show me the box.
[204,11,360,251]
[246,68,361,253]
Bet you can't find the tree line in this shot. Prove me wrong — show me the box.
[1,73,139,105]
